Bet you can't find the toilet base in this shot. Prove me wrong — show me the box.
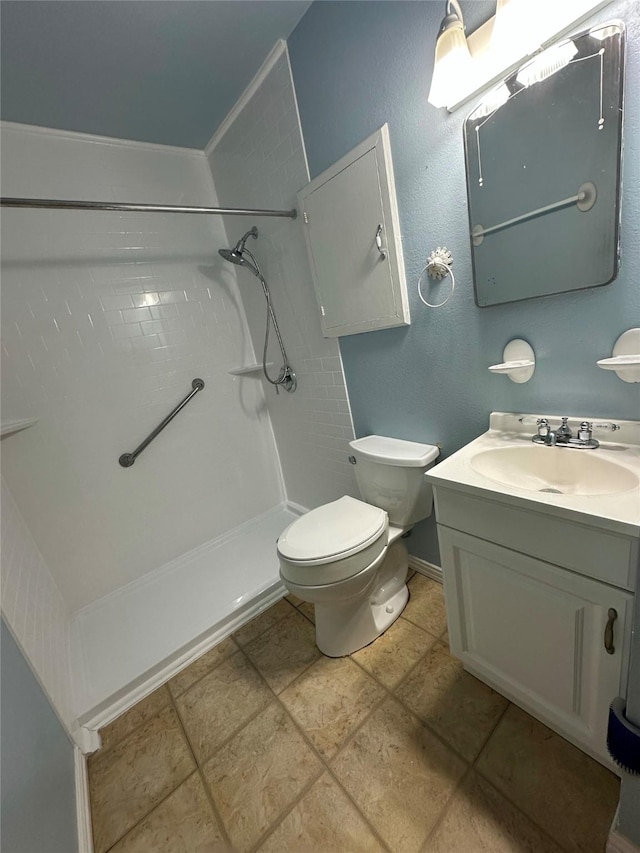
[280,538,410,657]
[315,582,409,657]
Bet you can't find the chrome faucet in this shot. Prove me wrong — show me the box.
[532,417,602,449]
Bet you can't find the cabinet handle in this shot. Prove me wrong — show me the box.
[604,608,617,655]
[375,224,387,260]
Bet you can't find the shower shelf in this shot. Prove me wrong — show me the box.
[1,417,38,437]
[228,363,273,376]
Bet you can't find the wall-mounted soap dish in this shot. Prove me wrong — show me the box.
[597,329,640,383]
[488,339,535,383]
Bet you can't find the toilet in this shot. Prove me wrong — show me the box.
[277,435,439,656]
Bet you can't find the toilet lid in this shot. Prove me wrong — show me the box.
[277,496,387,563]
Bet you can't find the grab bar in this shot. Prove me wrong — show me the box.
[119,378,205,467]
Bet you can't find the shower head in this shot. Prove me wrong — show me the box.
[218,247,245,266]
[219,226,258,268]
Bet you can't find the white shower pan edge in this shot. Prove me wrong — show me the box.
[72,501,304,729]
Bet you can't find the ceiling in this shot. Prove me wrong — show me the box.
[0,1,312,150]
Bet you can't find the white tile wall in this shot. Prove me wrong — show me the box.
[207,47,359,510]
[1,476,74,730]
[1,123,283,611]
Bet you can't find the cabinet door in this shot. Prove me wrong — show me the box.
[438,526,633,766]
[298,124,409,337]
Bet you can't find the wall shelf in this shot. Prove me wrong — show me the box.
[488,339,535,383]
[228,363,272,376]
[1,417,38,437]
[597,329,640,383]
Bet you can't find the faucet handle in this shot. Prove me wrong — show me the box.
[592,421,621,433]
[536,418,550,437]
[578,421,592,442]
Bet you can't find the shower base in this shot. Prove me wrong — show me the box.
[71,502,302,728]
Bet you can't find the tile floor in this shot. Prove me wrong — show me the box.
[88,574,620,853]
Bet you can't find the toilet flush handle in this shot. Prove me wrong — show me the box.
[348,455,357,464]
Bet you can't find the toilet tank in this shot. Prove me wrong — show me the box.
[349,435,440,527]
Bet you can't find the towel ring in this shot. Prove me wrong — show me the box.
[417,247,455,308]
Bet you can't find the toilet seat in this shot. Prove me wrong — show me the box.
[278,496,388,586]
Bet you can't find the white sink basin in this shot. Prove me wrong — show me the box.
[470,445,639,496]
[426,413,640,536]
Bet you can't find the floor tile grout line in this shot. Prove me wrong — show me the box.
[88,684,173,765]
[233,597,298,649]
[229,648,392,850]
[179,689,274,769]
[247,764,327,853]
[349,625,439,695]
[248,689,394,853]
[323,686,391,764]
[92,621,253,764]
[164,597,296,704]
[182,642,324,777]
[100,768,203,853]
[355,613,513,768]
[472,698,608,853]
[243,632,323,699]
[347,646,492,771]
[470,702,578,853]
[401,609,447,635]
[348,634,488,765]
[320,766,394,853]
[89,697,198,853]
[470,699,511,770]
[166,687,235,849]
[166,639,240,701]
[94,601,303,764]
[469,765,574,853]
[251,576,440,706]
[291,657,471,853]
[418,764,476,853]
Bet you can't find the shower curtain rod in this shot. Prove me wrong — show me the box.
[0,197,297,219]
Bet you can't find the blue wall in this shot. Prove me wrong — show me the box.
[1,619,77,853]
[289,0,640,565]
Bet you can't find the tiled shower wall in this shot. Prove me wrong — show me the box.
[0,477,74,730]
[207,45,359,511]
[0,123,283,613]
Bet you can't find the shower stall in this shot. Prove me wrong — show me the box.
[0,45,358,732]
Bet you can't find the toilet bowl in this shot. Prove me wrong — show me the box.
[277,435,439,656]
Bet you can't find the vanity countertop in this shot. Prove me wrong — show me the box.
[427,412,640,538]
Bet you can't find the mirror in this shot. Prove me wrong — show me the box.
[464,22,625,308]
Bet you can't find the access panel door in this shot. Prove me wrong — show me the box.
[298,124,409,338]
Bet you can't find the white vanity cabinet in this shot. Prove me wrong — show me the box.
[427,412,640,769]
[437,521,633,767]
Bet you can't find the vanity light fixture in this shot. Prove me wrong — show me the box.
[427,0,473,109]
[516,40,578,88]
[491,0,549,59]
[427,0,614,111]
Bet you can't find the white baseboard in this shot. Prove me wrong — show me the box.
[75,747,93,853]
[408,554,443,583]
[72,725,101,755]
